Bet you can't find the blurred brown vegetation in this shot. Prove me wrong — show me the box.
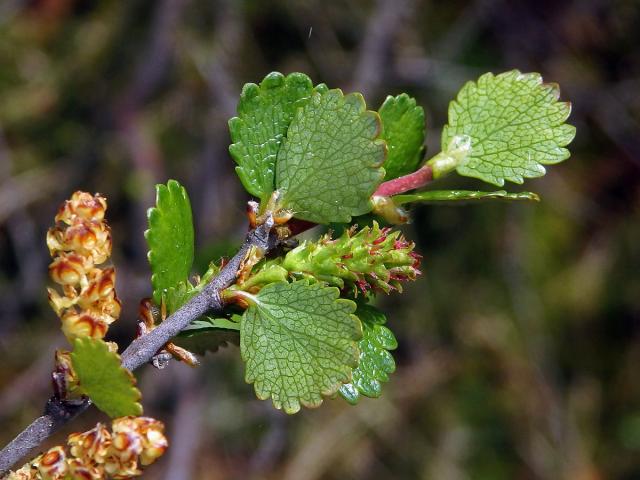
[1,0,639,479]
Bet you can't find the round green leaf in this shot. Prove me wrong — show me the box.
[339,304,397,405]
[379,93,425,179]
[240,280,362,414]
[442,70,576,186]
[229,72,315,200]
[276,89,386,224]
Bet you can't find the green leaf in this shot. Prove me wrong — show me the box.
[339,304,397,404]
[174,317,240,355]
[70,337,142,418]
[174,330,240,356]
[163,268,241,354]
[442,70,576,186]
[160,261,240,355]
[393,189,540,205]
[229,72,315,200]
[164,261,222,314]
[145,180,194,305]
[180,315,241,333]
[276,89,386,224]
[240,280,362,413]
[378,94,425,179]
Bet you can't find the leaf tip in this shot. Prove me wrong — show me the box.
[260,71,285,89]
[240,82,260,101]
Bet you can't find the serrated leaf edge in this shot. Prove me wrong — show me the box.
[71,337,142,418]
[379,93,426,179]
[276,87,387,223]
[229,72,316,200]
[240,280,362,414]
[144,180,194,305]
[339,305,397,404]
[442,69,576,187]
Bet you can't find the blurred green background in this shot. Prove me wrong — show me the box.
[1,0,639,478]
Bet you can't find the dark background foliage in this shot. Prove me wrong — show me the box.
[0,0,639,478]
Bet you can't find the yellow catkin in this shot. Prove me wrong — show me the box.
[46,192,121,397]
[6,418,167,479]
[47,191,119,342]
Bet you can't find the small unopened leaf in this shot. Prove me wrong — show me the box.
[145,180,194,304]
[276,89,386,224]
[164,260,223,314]
[339,304,397,404]
[167,276,241,354]
[71,338,142,418]
[229,72,315,200]
[165,281,196,314]
[241,280,362,413]
[393,189,540,205]
[155,255,239,355]
[379,94,425,179]
[443,70,576,186]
